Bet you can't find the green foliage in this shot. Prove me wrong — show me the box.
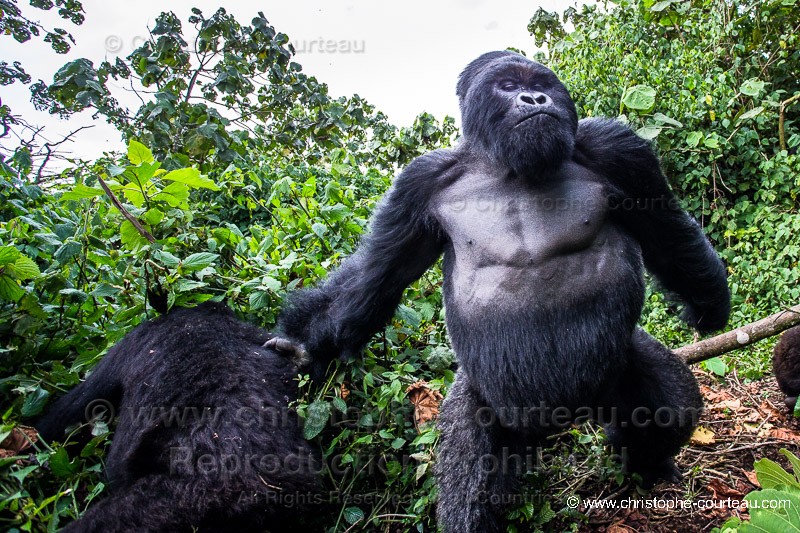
[713,449,800,532]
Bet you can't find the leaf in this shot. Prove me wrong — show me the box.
[636,125,662,140]
[0,246,21,265]
[332,397,347,413]
[686,131,703,148]
[21,386,50,417]
[49,448,79,478]
[181,253,219,272]
[754,457,798,489]
[650,0,675,11]
[162,168,219,191]
[12,256,40,279]
[142,208,164,226]
[737,106,764,124]
[740,78,766,97]
[689,426,716,445]
[154,182,189,207]
[743,489,800,531]
[311,222,326,238]
[622,85,656,112]
[703,357,728,376]
[261,276,281,292]
[54,241,82,263]
[249,290,270,310]
[343,506,364,526]
[780,449,800,483]
[120,220,149,250]
[60,183,104,201]
[0,276,25,301]
[653,112,683,127]
[59,288,88,302]
[91,283,121,298]
[303,400,331,440]
[396,304,421,328]
[127,140,154,165]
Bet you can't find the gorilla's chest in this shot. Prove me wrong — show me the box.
[434,162,627,308]
[436,164,609,267]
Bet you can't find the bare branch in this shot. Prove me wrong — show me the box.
[676,304,800,363]
[96,175,156,243]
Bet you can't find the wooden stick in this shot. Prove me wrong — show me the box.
[675,304,800,364]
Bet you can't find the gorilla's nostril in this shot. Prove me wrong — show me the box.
[534,94,548,105]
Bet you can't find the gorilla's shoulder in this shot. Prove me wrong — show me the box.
[574,117,658,171]
[398,149,463,187]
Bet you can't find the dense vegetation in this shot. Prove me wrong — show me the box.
[0,0,797,531]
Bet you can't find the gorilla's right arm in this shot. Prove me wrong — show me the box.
[272,150,458,373]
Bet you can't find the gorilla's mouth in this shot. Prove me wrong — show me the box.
[514,112,558,127]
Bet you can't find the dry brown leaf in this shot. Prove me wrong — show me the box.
[743,470,760,487]
[607,523,636,533]
[406,380,443,430]
[769,428,800,441]
[758,401,784,419]
[690,425,716,445]
[339,382,350,401]
[709,399,742,412]
[0,426,38,458]
[708,479,745,500]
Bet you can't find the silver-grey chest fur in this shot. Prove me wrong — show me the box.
[436,160,636,312]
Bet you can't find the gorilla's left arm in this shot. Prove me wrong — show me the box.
[574,118,730,333]
[274,150,458,371]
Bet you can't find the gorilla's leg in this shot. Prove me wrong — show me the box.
[436,371,522,533]
[58,475,215,533]
[602,329,702,486]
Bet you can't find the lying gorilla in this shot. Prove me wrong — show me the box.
[35,302,320,532]
[268,51,731,531]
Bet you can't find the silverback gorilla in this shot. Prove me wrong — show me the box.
[269,51,731,532]
[36,303,321,532]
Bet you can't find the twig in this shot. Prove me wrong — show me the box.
[779,93,800,152]
[96,175,155,243]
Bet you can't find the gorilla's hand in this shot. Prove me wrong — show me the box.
[264,336,311,367]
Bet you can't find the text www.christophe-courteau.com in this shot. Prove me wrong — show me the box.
[568,495,792,511]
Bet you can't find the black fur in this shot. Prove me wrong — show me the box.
[35,302,321,532]
[276,51,730,532]
[773,325,800,409]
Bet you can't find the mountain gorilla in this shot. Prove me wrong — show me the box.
[35,303,320,533]
[269,51,730,532]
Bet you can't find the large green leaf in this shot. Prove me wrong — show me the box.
[127,140,154,165]
[622,85,656,112]
[161,168,219,191]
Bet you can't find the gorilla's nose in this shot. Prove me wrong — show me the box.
[517,91,552,107]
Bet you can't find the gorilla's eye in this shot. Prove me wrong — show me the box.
[497,80,518,92]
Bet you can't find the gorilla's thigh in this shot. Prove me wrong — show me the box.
[601,329,702,481]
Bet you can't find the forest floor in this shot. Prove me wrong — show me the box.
[572,369,800,532]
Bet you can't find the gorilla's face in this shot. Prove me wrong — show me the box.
[458,52,579,178]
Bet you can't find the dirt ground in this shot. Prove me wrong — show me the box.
[574,369,800,532]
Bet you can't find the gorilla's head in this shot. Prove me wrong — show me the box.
[457,51,578,178]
